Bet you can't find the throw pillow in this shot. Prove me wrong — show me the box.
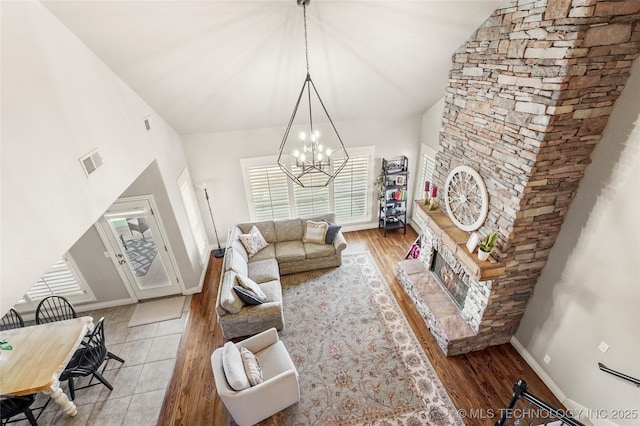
[222,342,250,391]
[235,274,268,301]
[240,347,264,386]
[323,220,342,245]
[239,225,269,258]
[233,286,265,305]
[303,220,328,244]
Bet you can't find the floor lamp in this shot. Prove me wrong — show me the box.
[200,183,225,258]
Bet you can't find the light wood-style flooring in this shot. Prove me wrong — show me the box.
[158,226,563,426]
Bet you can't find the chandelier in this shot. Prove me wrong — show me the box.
[277,0,349,188]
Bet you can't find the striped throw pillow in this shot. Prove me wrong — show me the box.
[303,221,328,244]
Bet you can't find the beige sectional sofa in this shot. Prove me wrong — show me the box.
[215,213,347,339]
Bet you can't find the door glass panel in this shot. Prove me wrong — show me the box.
[107,212,170,290]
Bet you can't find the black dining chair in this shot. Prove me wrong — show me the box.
[0,394,37,426]
[0,308,24,331]
[59,317,113,400]
[34,296,125,365]
[34,296,76,324]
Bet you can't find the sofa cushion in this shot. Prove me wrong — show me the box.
[302,221,328,244]
[258,280,282,304]
[236,274,267,301]
[228,226,249,263]
[238,221,277,243]
[233,286,265,305]
[248,258,280,284]
[304,242,336,259]
[275,218,303,242]
[247,243,275,263]
[305,212,336,224]
[219,271,244,314]
[225,248,249,277]
[275,241,306,263]
[323,220,342,244]
[222,342,250,391]
[239,225,269,258]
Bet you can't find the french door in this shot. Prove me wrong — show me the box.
[98,197,182,300]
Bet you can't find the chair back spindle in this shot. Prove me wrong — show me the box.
[0,308,24,330]
[35,296,77,324]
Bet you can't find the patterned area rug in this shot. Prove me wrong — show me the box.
[260,251,463,426]
[125,237,157,276]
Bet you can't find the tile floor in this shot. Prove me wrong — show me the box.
[14,297,191,426]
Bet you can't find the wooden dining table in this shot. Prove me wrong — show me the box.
[0,316,93,416]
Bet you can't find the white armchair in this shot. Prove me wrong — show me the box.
[211,328,300,426]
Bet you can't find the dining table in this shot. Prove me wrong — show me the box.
[0,316,93,416]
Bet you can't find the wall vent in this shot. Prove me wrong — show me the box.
[144,116,152,131]
[80,149,103,177]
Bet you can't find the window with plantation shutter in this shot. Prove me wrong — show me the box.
[242,147,374,224]
[333,155,369,220]
[292,165,330,217]
[246,164,291,221]
[416,145,437,200]
[177,169,208,265]
[18,255,95,305]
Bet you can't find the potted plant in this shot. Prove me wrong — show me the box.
[477,231,498,261]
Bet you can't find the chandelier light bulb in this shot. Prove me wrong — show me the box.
[326,148,332,156]
[300,132,306,140]
[300,154,306,162]
[314,130,320,138]
[318,144,323,152]
[317,153,323,161]
[293,149,299,157]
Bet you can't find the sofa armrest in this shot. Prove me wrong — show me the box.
[333,231,347,253]
[236,327,279,353]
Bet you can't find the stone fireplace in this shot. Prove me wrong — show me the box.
[398,0,640,356]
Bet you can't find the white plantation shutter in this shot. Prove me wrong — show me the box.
[242,147,374,223]
[20,255,95,304]
[416,150,436,199]
[177,170,208,265]
[333,155,369,219]
[292,166,330,217]
[247,165,290,221]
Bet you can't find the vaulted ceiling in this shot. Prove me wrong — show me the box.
[43,1,505,135]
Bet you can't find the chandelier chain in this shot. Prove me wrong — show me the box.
[303,4,310,74]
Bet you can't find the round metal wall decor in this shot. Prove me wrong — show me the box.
[444,165,489,232]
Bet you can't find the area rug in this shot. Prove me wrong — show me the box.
[128,296,185,327]
[125,237,157,276]
[260,251,464,426]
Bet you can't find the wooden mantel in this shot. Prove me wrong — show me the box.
[414,201,505,281]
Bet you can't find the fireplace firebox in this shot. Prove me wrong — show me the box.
[431,250,468,309]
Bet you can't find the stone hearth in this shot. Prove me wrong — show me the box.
[402,0,640,355]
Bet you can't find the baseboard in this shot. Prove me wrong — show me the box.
[18,297,137,322]
[183,264,207,295]
[509,336,567,403]
[509,337,620,426]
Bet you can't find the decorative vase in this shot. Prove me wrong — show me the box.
[477,249,491,261]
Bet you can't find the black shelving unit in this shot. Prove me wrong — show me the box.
[378,156,408,236]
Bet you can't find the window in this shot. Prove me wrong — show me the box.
[19,255,95,305]
[178,169,209,265]
[241,146,374,223]
[416,144,437,200]
[246,164,291,221]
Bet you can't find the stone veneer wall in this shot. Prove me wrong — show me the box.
[430,0,640,351]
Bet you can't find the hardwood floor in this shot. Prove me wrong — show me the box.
[158,226,563,426]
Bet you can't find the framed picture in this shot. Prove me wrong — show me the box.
[395,176,405,185]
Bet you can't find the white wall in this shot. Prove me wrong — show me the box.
[182,115,422,242]
[515,60,640,425]
[420,97,445,151]
[1,2,203,313]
